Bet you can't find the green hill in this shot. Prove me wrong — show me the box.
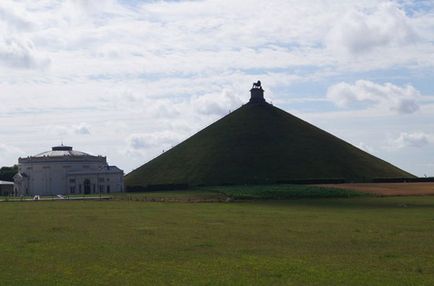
[126,93,413,187]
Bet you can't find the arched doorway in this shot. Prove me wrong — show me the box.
[84,179,91,195]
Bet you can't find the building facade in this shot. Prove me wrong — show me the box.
[0,181,14,196]
[14,145,124,196]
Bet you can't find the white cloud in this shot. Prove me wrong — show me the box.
[326,80,420,114]
[127,131,184,151]
[357,142,375,153]
[191,89,243,116]
[0,1,431,77]
[0,143,22,154]
[0,36,50,69]
[73,123,91,135]
[46,123,91,137]
[326,2,417,55]
[0,143,24,164]
[124,131,186,163]
[392,132,433,148]
[0,0,434,177]
[0,5,32,31]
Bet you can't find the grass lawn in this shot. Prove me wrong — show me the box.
[1,196,434,285]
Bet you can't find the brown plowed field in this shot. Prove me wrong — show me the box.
[318,182,434,196]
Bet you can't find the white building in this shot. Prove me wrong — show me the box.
[14,145,124,196]
[0,181,14,196]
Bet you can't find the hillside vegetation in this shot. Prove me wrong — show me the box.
[126,102,413,187]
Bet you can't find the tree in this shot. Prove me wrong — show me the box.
[0,165,18,182]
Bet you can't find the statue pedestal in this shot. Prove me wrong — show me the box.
[249,88,265,104]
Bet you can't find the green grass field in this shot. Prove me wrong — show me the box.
[1,195,433,285]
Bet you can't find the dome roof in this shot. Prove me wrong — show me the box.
[33,145,92,157]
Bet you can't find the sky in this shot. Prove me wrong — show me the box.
[1,0,434,176]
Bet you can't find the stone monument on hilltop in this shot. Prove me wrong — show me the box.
[249,80,266,104]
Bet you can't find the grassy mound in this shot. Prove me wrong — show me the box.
[126,102,413,187]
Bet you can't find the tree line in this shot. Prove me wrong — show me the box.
[0,165,18,182]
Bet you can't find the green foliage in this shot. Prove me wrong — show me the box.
[113,185,367,202]
[126,103,414,187]
[0,197,433,285]
[0,165,18,182]
[203,184,369,200]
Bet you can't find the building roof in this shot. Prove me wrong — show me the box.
[67,165,124,176]
[33,145,93,158]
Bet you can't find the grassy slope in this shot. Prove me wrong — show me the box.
[126,103,414,186]
[1,197,433,285]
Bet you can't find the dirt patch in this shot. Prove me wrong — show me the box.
[318,182,434,196]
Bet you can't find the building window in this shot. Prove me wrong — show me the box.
[98,178,105,183]
[79,185,82,194]
[106,186,110,193]
[70,186,75,194]
[93,184,96,193]
[69,178,76,183]
[99,185,104,193]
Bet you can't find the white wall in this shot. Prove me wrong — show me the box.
[15,156,123,196]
